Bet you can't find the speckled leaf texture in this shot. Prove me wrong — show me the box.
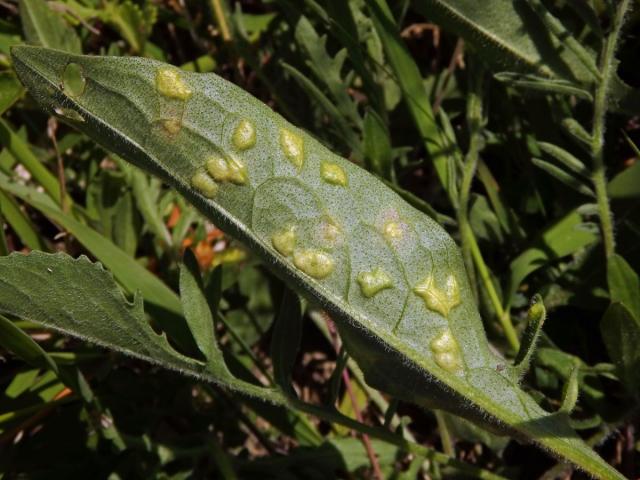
[10,46,623,479]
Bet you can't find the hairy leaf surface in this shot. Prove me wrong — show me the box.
[10,46,623,479]
[0,251,280,402]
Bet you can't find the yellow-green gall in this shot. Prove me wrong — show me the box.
[280,128,304,170]
[232,119,257,151]
[62,63,86,98]
[206,155,248,185]
[191,171,218,198]
[383,221,403,241]
[320,162,348,186]
[162,118,182,135]
[293,249,335,279]
[413,274,460,317]
[155,67,192,100]
[430,328,463,374]
[272,225,297,257]
[357,268,393,298]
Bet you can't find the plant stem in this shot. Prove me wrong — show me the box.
[457,65,520,351]
[465,226,520,351]
[590,0,630,258]
[210,0,232,42]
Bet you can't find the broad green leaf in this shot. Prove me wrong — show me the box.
[10,46,624,479]
[411,0,591,82]
[0,251,281,402]
[600,302,640,396]
[0,172,196,351]
[607,254,640,321]
[19,0,81,54]
[411,0,640,112]
[507,210,597,304]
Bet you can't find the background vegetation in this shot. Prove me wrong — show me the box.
[0,0,639,478]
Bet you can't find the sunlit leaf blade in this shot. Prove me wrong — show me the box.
[0,251,282,402]
[411,0,591,82]
[9,46,624,479]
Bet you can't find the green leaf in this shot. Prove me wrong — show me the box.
[0,313,58,374]
[271,287,303,397]
[0,172,196,351]
[411,0,639,112]
[294,16,362,130]
[507,210,597,303]
[101,0,157,54]
[607,254,640,321]
[0,251,281,402]
[531,157,594,196]
[365,0,449,191]
[494,72,593,100]
[0,189,46,251]
[0,71,24,115]
[0,118,62,203]
[10,46,624,479]
[19,0,81,53]
[608,163,640,199]
[363,108,393,180]
[411,0,592,82]
[601,302,640,396]
[537,142,589,177]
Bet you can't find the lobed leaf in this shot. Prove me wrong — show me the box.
[9,46,624,479]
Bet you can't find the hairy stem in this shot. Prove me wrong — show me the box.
[591,0,630,258]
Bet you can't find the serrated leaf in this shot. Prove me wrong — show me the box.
[411,0,591,82]
[19,0,81,53]
[411,0,640,111]
[9,46,624,479]
[0,251,281,402]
